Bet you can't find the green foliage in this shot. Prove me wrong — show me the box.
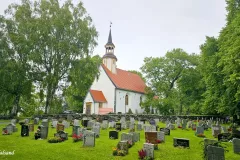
[64,55,102,112]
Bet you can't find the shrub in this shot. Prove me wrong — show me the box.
[48,137,64,143]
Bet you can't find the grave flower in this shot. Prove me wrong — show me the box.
[138,149,146,159]
[112,147,118,156]
[72,133,83,142]
[178,126,182,129]
[154,144,159,150]
[156,139,161,144]
[197,133,206,138]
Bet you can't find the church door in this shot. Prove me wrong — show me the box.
[86,102,92,115]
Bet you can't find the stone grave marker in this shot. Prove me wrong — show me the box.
[126,121,130,129]
[145,132,158,144]
[87,120,95,129]
[157,131,165,142]
[149,119,156,126]
[52,120,58,128]
[154,118,159,125]
[137,124,142,131]
[40,126,48,139]
[212,125,221,138]
[221,126,227,133]
[83,130,95,147]
[11,119,16,125]
[78,128,86,136]
[72,125,80,136]
[182,119,187,129]
[41,119,48,127]
[28,124,34,132]
[143,143,154,159]
[115,123,121,131]
[188,121,193,128]
[109,121,115,128]
[24,119,29,124]
[54,130,68,140]
[129,123,135,132]
[109,130,118,139]
[132,132,140,142]
[192,124,197,130]
[92,126,100,138]
[130,117,135,124]
[160,128,170,135]
[62,120,70,129]
[150,125,157,131]
[82,119,89,127]
[233,138,240,154]
[117,141,128,154]
[67,115,73,121]
[56,124,64,132]
[101,120,108,129]
[21,124,29,137]
[121,133,133,142]
[196,126,204,135]
[73,119,79,126]
[6,124,14,135]
[173,138,190,148]
[207,145,225,160]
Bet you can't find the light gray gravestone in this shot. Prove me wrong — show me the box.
[157,131,165,142]
[143,143,154,159]
[83,130,95,147]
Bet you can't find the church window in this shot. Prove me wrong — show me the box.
[125,94,129,105]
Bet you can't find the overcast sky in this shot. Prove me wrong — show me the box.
[0,0,227,71]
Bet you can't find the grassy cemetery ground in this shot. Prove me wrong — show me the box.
[0,120,239,160]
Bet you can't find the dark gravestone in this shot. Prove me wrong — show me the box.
[149,119,156,126]
[218,133,231,142]
[21,125,29,137]
[160,128,170,135]
[54,131,68,140]
[83,120,89,127]
[173,138,190,148]
[207,145,225,160]
[116,123,121,131]
[109,130,118,139]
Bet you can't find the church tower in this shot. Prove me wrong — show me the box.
[102,25,117,74]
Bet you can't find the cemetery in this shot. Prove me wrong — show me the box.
[1,116,240,159]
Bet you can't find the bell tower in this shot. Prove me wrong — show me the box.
[102,23,117,74]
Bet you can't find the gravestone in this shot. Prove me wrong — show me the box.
[87,120,95,129]
[54,131,68,140]
[41,120,48,128]
[21,124,29,137]
[72,125,80,136]
[204,138,217,147]
[150,125,157,131]
[126,121,130,129]
[173,138,190,148]
[192,124,197,130]
[121,133,133,142]
[149,119,156,126]
[145,132,158,144]
[137,124,143,131]
[188,121,193,128]
[34,118,39,125]
[143,143,154,159]
[67,115,73,121]
[129,123,135,132]
[52,120,58,128]
[154,119,159,125]
[115,123,121,131]
[28,124,34,132]
[143,125,151,132]
[82,120,89,127]
[56,124,64,132]
[102,120,108,129]
[207,145,225,160]
[233,138,240,154]
[11,119,16,125]
[117,141,128,154]
[24,119,29,124]
[92,126,100,138]
[73,119,79,126]
[132,132,140,142]
[218,133,231,142]
[212,125,221,138]
[160,128,170,135]
[157,131,165,142]
[78,128,86,136]
[221,126,227,133]
[196,126,204,135]
[40,126,48,139]
[109,121,115,128]
[62,120,70,129]
[83,131,95,147]
[109,130,118,139]
[182,119,187,129]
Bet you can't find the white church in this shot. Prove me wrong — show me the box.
[83,28,146,115]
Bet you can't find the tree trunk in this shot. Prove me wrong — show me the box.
[11,95,20,116]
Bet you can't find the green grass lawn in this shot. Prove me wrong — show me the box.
[0,120,239,160]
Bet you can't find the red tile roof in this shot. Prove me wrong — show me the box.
[102,64,146,93]
[90,90,107,102]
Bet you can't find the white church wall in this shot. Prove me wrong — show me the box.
[84,65,115,112]
[83,92,94,114]
[115,89,145,114]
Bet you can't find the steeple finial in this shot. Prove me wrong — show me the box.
[107,22,113,44]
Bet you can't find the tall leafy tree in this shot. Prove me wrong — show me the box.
[141,48,197,115]
[4,0,98,114]
[64,55,102,112]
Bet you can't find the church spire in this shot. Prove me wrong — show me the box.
[102,22,117,74]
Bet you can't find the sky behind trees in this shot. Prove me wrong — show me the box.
[0,0,227,71]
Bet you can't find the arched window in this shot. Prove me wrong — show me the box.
[125,94,129,105]
[140,96,142,103]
